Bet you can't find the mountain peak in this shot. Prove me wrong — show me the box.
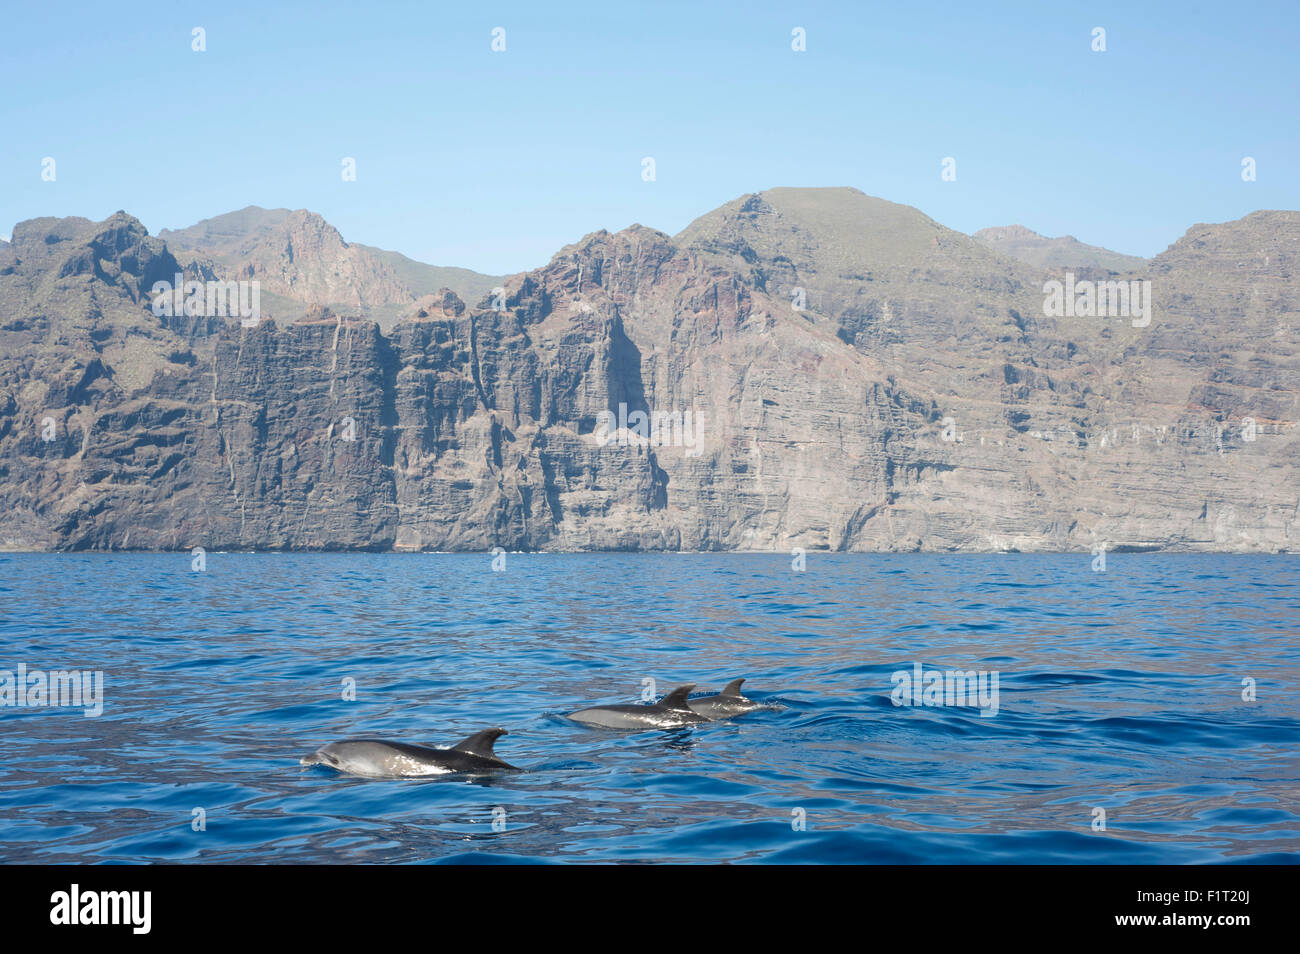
[676,187,949,261]
[154,207,501,328]
[1153,210,1300,275]
[6,212,165,284]
[974,223,1147,273]
[974,224,1041,242]
[553,223,674,262]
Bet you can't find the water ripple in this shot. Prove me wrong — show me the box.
[0,552,1297,863]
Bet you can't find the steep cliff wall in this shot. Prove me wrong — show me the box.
[1,191,1295,552]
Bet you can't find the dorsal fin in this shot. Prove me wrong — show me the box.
[451,728,506,757]
[721,678,746,698]
[659,684,696,711]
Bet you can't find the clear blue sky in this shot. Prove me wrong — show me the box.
[2,0,1296,274]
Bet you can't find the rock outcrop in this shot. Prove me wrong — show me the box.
[1,189,1295,552]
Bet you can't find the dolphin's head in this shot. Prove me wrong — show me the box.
[300,744,342,768]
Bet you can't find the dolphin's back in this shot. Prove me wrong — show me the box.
[302,733,518,776]
[569,684,708,729]
[687,678,763,720]
[569,703,668,729]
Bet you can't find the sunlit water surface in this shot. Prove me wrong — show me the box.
[1,553,1297,864]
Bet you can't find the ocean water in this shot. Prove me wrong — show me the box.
[0,552,1297,864]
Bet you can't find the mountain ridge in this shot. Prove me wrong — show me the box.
[0,188,1295,552]
[158,206,504,328]
[974,223,1149,273]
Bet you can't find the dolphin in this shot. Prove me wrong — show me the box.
[300,728,519,777]
[569,684,709,730]
[687,678,766,720]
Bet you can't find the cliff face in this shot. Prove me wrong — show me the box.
[0,190,1296,552]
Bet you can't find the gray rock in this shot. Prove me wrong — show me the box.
[0,190,1295,552]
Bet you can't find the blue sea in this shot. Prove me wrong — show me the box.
[1,553,1297,864]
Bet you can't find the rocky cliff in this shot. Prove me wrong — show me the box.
[1,189,1295,552]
